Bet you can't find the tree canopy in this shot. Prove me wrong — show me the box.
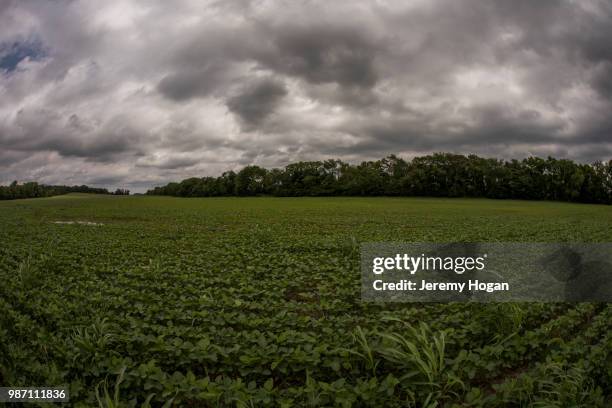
[147,153,612,204]
[0,182,118,200]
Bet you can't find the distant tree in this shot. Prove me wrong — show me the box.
[144,153,612,205]
[0,182,112,200]
[235,165,268,196]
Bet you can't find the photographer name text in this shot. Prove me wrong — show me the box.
[372,279,509,292]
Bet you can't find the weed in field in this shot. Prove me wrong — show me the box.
[17,256,40,289]
[377,320,464,406]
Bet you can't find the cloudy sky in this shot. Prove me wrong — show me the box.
[1,0,612,191]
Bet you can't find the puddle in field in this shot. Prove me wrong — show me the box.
[51,221,104,226]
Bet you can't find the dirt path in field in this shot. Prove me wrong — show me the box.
[51,221,104,226]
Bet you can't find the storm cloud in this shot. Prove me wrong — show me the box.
[227,78,288,128]
[1,0,612,191]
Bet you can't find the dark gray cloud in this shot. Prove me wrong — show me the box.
[226,78,287,127]
[2,108,144,162]
[0,0,611,192]
[591,62,612,100]
[263,25,379,88]
[157,63,226,101]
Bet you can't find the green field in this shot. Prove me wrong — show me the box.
[1,194,611,407]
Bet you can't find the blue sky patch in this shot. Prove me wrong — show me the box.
[0,40,46,72]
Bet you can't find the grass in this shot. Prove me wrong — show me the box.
[0,194,610,407]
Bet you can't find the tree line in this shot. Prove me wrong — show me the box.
[0,181,129,200]
[146,153,612,204]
